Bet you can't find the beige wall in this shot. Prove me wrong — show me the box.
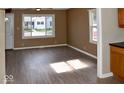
[0,10,5,83]
[67,8,97,56]
[12,9,67,48]
[11,8,97,56]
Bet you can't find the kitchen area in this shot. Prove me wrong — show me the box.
[110,9,124,81]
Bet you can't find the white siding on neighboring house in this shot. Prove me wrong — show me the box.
[33,17,45,29]
[24,16,53,30]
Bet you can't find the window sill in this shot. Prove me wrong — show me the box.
[22,36,55,39]
[90,40,97,44]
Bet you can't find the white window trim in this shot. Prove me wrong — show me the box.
[22,14,55,39]
[89,9,97,44]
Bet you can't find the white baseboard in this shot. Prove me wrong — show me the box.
[13,44,97,59]
[67,44,97,59]
[98,72,113,78]
[13,44,67,50]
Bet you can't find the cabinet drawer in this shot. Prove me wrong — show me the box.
[110,46,124,55]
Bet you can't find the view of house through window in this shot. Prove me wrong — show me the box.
[89,9,98,44]
[22,14,55,38]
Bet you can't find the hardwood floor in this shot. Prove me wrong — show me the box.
[6,46,123,84]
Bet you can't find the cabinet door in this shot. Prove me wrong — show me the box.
[118,8,124,28]
[110,51,120,75]
[119,54,124,77]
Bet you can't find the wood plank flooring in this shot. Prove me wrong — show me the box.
[6,46,123,84]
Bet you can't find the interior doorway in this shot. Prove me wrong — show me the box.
[5,13,14,49]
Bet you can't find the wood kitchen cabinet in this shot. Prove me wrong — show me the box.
[110,45,124,80]
[118,8,124,28]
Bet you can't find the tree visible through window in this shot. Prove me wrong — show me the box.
[22,14,55,39]
[89,9,98,44]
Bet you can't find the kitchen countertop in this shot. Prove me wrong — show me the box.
[110,42,124,48]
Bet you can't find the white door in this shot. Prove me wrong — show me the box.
[5,13,14,49]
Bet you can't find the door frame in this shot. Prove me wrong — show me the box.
[96,8,103,78]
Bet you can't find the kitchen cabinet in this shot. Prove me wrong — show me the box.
[110,43,124,80]
[118,8,124,28]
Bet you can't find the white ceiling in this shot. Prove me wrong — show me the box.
[11,8,70,10]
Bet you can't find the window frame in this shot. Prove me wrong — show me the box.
[89,9,97,44]
[22,14,55,39]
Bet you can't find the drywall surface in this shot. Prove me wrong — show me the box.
[12,9,67,48]
[100,8,124,74]
[67,8,97,56]
[0,10,5,83]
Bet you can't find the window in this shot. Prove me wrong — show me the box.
[50,21,52,26]
[37,21,41,25]
[41,21,44,25]
[89,9,98,44]
[22,14,55,39]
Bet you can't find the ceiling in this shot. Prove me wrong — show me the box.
[6,8,69,10]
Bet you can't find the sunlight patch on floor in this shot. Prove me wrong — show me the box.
[50,62,73,73]
[50,59,90,73]
[67,59,89,69]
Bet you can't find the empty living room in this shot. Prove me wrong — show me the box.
[0,8,124,84]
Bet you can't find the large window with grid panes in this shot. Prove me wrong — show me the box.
[22,14,55,39]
